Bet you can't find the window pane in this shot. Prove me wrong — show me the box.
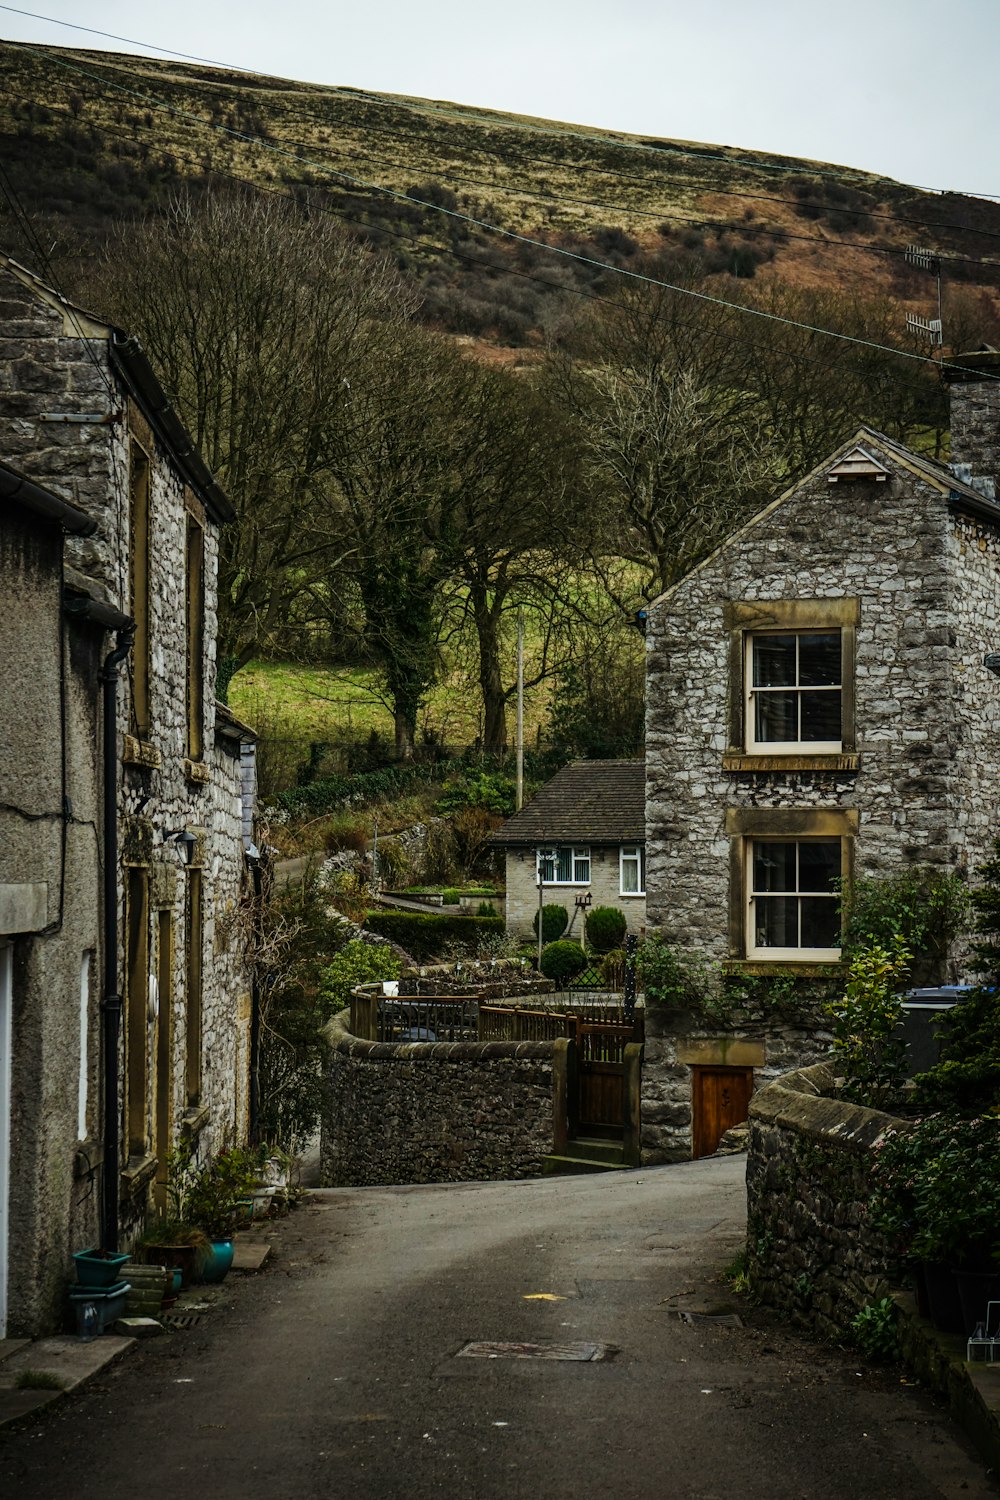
[755,896,797,948]
[755,691,797,742]
[573,850,590,882]
[753,842,796,894]
[800,690,841,742]
[621,853,638,893]
[555,848,571,882]
[801,897,840,949]
[753,635,796,687]
[539,850,555,883]
[798,633,840,687]
[798,841,840,893]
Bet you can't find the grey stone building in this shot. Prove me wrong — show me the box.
[493,759,645,940]
[641,354,1000,1160]
[0,255,255,1336]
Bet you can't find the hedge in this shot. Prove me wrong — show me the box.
[364,910,504,960]
[274,758,468,818]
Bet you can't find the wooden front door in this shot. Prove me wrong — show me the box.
[691,1066,754,1159]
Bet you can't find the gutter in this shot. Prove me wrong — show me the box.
[0,460,96,536]
[109,333,236,526]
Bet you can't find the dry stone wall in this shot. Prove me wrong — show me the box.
[321,1011,555,1186]
[746,1061,899,1339]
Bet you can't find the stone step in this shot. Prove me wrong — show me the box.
[541,1154,630,1176]
[564,1137,626,1164]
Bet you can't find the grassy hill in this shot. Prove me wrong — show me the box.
[3,41,1000,347]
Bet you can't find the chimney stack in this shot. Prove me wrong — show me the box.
[942,347,1000,502]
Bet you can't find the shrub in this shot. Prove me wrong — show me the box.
[842,867,969,984]
[600,947,626,988]
[435,769,516,816]
[363,910,503,961]
[850,1298,900,1363]
[585,905,627,953]
[869,1114,1000,1266]
[320,941,401,1020]
[639,935,707,1009]
[533,903,568,944]
[540,940,587,983]
[827,935,911,1110]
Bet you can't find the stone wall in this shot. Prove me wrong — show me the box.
[746,1061,899,1339]
[641,1004,832,1163]
[504,844,646,939]
[321,1011,556,1186]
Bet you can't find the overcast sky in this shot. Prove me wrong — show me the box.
[2,0,998,198]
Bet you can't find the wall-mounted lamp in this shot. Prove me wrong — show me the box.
[985,653,1000,677]
[163,829,197,865]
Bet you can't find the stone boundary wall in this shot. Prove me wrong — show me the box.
[321,1011,558,1187]
[746,1061,902,1338]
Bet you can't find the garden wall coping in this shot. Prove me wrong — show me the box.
[325,1008,557,1061]
[749,1060,907,1150]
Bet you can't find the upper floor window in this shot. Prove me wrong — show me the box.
[620,845,645,895]
[746,631,842,752]
[537,846,590,885]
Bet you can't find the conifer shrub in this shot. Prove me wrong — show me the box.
[539,940,587,983]
[533,904,568,944]
[585,905,627,953]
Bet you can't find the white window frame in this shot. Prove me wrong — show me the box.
[745,630,842,755]
[536,846,591,886]
[620,845,645,896]
[746,837,842,961]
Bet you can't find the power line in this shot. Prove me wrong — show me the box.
[4,4,1000,205]
[6,40,998,386]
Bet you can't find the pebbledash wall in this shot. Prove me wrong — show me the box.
[745,1061,899,1339]
[0,257,252,1330]
[644,434,1000,967]
[504,845,646,939]
[321,1010,558,1186]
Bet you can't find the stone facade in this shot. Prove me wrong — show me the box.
[641,1003,832,1164]
[646,420,1000,973]
[746,1062,898,1339]
[0,257,253,1335]
[321,1011,555,1186]
[504,844,646,939]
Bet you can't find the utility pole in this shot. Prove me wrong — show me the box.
[516,608,524,812]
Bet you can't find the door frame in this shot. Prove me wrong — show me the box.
[691,1063,754,1160]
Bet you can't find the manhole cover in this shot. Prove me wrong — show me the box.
[160,1313,203,1328]
[456,1340,616,1362]
[675,1311,743,1328]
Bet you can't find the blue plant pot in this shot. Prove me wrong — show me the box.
[73,1248,130,1288]
[198,1239,234,1283]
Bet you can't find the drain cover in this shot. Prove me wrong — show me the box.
[675,1311,743,1328]
[160,1313,203,1328]
[457,1340,615,1362]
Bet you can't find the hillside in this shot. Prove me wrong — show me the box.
[3,41,1000,348]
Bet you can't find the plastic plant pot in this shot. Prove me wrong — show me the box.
[72,1248,130,1288]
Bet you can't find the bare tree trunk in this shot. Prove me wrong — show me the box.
[470,582,508,755]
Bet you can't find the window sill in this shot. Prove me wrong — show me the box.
[184,758,210,786]
[123,735,161,770]
[180,1104,210,1138]
[121,1152,158,1197]
[619,892,646,899]
[723,959,844,977]
[723,752,859,773]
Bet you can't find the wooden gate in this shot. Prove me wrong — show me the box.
[576,1022,637,1136]
[691,1065,754,1159]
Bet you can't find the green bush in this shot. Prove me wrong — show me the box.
[275,757,466,818]
[638,935,705,1008]
[585,905,627,953]
[435,769,516,816]
[842,867,969,984]
[850,1298,900,1363]
[363,910,504,960]
[827,935,911,1110]
[532,903,568,944]
[319,940,401,1020]
[539,939,587,983]
[869,1114,1000,1265]
[600,947,626,988]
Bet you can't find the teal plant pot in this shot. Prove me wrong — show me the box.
[73,1248,129,1288]
[198,1239,234,1284]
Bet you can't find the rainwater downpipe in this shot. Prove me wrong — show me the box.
[100,625,134,1252]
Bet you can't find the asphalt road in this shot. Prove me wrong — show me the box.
[0,1157,995,1500]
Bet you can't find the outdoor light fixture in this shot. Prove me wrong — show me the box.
[163,829,197,865]
[985,653,1000,677]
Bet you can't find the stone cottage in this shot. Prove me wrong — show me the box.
[492,759,645,941]
[641,352,1000,1160]
[0,255,255,1337]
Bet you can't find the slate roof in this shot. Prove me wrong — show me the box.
[492,759,645,846]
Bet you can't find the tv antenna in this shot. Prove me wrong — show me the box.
[905,243,943,349]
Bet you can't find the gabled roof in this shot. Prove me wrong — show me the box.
[649,424,1000,614]
[492,759,644,846]
[1,256,235,526]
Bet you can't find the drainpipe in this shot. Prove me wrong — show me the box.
[100,625,135,1252]
[247,850,263,1145]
